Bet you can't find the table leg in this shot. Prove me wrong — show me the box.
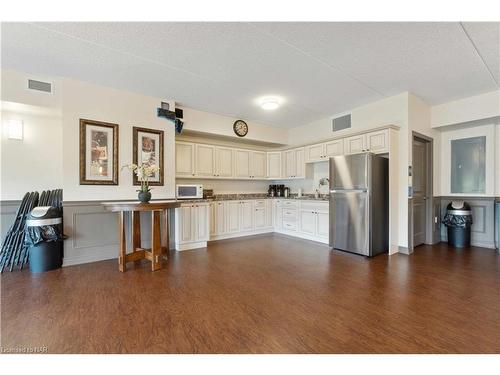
[132,211,142,265]
[151,210,162,271]
[162,209,170,257]
[118,211,126,272]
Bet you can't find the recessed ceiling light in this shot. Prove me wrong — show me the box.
[260,97,280,110]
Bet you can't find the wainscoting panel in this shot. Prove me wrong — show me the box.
[0,200,20,241]
[440,197,496,249]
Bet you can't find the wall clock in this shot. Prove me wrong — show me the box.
[233,120,248,137]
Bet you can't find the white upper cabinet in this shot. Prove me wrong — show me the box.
[366,129,389,153]
[267,152,282,179]
[195,144,215,177]
[295,148,305,178]
[306,143,324,162]
[283,149,296,178]
[234,149,251,178]
[283,148,305,179]
[175,142,195,177]
[215,146,233,178]
[324,139,344,157]
[250,151,267,179]
[344,134,366,154]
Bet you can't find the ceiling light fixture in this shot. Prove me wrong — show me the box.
[260,97,280,110]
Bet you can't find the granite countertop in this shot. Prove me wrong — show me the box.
[177,193,329,204]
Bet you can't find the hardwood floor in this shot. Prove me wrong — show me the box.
[1,234,499,353]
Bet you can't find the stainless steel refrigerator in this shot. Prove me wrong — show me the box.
[329,153,389,257]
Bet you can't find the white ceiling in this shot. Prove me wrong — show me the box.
[1,22,498,128]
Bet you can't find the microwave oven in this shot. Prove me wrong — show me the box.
[176,184,203,199]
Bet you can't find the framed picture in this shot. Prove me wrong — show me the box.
[132,126,164,186]
[79,119,119,185]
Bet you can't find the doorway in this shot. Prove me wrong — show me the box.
[412,133,433,249]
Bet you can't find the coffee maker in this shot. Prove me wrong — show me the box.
[276,184,285,197]
[268,185,277,197]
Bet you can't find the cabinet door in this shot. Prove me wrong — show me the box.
[195,204,209,241]
[179,205,194,243]
[175,142,195,177]
[215,202,226,235]
[316,212,329,239]
[209,202,216,236]
[284,150,296,178]
[299,210,316,235]
[240,201,254,231]
[295,148,305,178]
[226,201,241,233]
[344,135,366,154]
[267,152,282,179]
[216,147,233,178]
[234,149,251,178]
[254,208,266,229]
[251,151,267,179]
[265,200,273,227]
[274,201,282,229]
[366,129,389,153]
[306,143,324,162]
[195,144,215,177]
[324,140,344,157]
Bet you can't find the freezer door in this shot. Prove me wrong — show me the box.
[329,191,370,256]
[329,154,369,190]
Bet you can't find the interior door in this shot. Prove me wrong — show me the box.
[412,138,429,247]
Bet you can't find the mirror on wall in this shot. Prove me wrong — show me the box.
[451,136,486,194]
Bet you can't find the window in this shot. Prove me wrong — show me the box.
[451,136,486,194]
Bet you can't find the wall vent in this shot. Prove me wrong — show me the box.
[27,79,52,93]
[332,114,351,132]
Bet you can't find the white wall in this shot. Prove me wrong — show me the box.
[431,90,500,128]
[1,107,63,200]
[61,78,176,201]
[496,124,500,197]
[180,106,288,145]
[279,162,330,195]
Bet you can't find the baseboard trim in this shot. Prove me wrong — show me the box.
[398,246,413,255]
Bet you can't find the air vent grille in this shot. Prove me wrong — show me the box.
[28,79,52,93]
[332,114,351,132]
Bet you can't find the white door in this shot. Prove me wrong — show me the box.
[316,212,329,239]
[216,147,233,177]
[195,204,209,241]
[251,151,267,179]
[324,140,344,157]
[175,142,195,177]
[215,202,226,235]
[284,150,296,178]
[226,201,241,233]
[295,148,305,178]
[234,149,251,178]
[299,210,316,235]
[366,129,389,153]
[306,143,324,162]
[240,201,254,231]
[344,135,366,154]
[267,152,282,179]
[195,144,215,177]
[209,202,216,236]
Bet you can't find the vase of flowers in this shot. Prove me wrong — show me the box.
[122,163,159,203]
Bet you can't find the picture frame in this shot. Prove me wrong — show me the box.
[79,119,119,185]
[132,126,164,186]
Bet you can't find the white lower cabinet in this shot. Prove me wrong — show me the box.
[173,203,210,251]
[174,199,328,250]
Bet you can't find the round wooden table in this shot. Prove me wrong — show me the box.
[102,200,181,272]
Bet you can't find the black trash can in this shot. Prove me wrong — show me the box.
[442,201,473,248]
[25,206,64,272]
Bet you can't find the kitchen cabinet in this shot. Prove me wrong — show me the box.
[299,210,316,235]
[214,201,226,235]
[344,134,366,154]
[215,146,234,177]
[317,212,329,239]
[254,202,266,229]
[298,201,329,241]
[226,201,241,233]
[306,140,344,162]
[283,148,305,179]
[251,151,267,179]
[240,201,254,231]
[173,202,210,250]
[175,142,195,177]
[306,143,324,162]
[234,149,251,178]
[195,144,215,177]
[209,202,216,236]
[267,152,282,179]
[324,140,344,157]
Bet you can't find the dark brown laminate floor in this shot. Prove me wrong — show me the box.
[1,234,499,353]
